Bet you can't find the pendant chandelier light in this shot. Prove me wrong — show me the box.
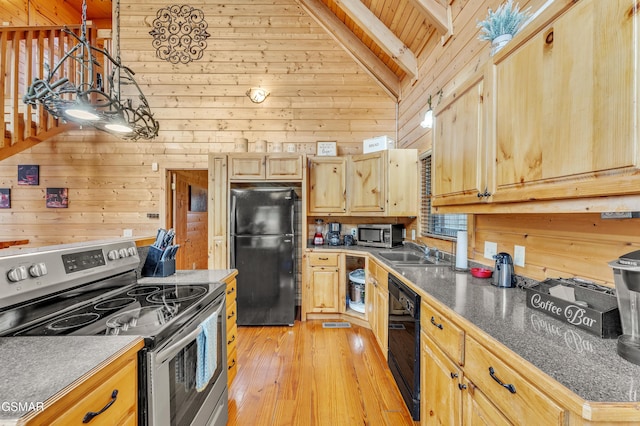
[23,0,159,140]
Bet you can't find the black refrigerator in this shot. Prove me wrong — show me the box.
[230,188,296,326]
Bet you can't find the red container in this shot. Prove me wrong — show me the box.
[470,267,493,279]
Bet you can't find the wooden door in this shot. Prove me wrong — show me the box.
[349,152,385,213]
[432,69,488,207]
[421,333,463,426]
[309,268,340,312]
[307,156,347,214]
[173,170,209,270]
[493,0,639,202]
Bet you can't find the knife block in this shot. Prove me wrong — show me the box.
[141,246,176,277]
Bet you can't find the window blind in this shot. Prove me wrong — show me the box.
[421,155,467,238]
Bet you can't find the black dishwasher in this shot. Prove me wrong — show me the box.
[388,273,420,420]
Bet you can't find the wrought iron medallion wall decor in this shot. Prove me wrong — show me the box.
[149,5,211,64]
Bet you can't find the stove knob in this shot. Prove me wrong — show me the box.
[118,248,129,258]
[7,266,28,282]
[127,247,137,256]
[29,263,48,278]
[107,250,120,260]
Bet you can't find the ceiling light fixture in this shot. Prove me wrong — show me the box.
[246,87,270,103]
[22,0,159,140]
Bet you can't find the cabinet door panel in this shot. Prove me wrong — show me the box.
[463,380,511,426]
[349,152,385,213]
[494,0,638,202]
[308,157,347,214]
[421,332,462,426]
[266,155,303,180]
[310,268,339,312]
[433,71,488,206]
[229,155,265,180]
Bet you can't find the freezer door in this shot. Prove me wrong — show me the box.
[231,188,294,235]
[234,235,295,325]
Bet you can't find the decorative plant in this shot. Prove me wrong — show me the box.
[477,0,531,41]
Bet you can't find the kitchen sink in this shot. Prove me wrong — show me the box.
[378,250,449,267]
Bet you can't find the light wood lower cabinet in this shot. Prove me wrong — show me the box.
[369,259,388,355]
[421,298,568,426]
[27,340,143,425]
[304,252,342,314]
[225,275,238,386]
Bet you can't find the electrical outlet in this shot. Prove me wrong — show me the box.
[402,228,406,238]
[123,229,133,237]
[514,245,525,267]
[411,229,416,240]
[350,228,357,237]
[484,241,497,259]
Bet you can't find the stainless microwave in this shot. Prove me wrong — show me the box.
[357,224,404,248]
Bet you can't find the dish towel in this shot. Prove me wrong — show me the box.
[196,303,223,392]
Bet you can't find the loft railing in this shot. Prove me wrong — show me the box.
[0,24,103,161]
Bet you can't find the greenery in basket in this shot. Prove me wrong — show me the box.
[477,0,531,41]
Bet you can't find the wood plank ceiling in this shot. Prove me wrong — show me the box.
[69,0,452,99]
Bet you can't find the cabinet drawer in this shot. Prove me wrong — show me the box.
[48,355,138,425]
[225,279,237,305]
[227,347,238,386]
[308,252,339,267]
[465,336,566,425]
[421,301,464,365]
[226,303,237,333]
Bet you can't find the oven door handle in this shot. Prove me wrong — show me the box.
[156,325,203,365]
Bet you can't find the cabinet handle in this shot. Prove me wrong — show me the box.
[82,389,118,423]
[488,367,516,394]
[226,287,235,295]
[228,334,236,345]
[227,310,235,320]
[318,257,329,260]
[450,372,458,379]
[477,190,492,198]
[228,358,236,369]
[458,383,467,390]
[430,316,443,330]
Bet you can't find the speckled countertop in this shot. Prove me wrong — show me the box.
[307,244,640,404]
[138,269,236,286]
[0,336,142,424]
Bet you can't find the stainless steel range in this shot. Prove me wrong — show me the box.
[0,240,228,426]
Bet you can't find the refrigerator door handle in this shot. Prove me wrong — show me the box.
[230,193,237,267]
[290,195,295,236]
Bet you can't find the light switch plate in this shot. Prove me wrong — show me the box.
[484,241,497,259]
[411,230,416,240]
[514,245,525,267]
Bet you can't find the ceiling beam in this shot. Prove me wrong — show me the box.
[334,0,418,80]
[297,0,400,100]
[408,0,453,36]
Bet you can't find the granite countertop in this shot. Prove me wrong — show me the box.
[0,336,142,424]
[307,244,640,404]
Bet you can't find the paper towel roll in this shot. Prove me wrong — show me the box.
[455,230,468,270]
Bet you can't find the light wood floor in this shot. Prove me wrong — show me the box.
[227,320,416,425]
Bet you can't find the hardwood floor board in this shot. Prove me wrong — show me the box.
[227,320,414,426]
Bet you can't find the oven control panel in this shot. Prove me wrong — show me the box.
[0,240,140,309]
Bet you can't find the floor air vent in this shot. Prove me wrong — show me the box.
[322,322,351,329]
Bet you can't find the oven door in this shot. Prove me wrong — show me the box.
[148,293,227,426]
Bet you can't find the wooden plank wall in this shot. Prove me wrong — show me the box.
[0,0,396,247]
[397,0,640,286]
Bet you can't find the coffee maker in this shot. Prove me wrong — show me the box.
[609,250,640,365]
[492,252,516,288]
[327,222,341,246]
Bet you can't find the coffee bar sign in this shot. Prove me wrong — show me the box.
[525,283,622,338]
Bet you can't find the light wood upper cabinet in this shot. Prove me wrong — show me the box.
[308,157,347,214]
[308,150,418,216]
[492,0,638,203]
[229,154,303,181]
[433,67,492,207]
